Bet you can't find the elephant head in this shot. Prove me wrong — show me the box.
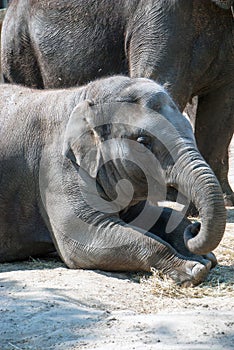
[63,77,226,255]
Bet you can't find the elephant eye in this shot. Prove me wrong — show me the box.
[137,136,152,149]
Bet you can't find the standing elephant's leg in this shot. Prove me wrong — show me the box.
[1,5,44,88]
[195,83,234,206]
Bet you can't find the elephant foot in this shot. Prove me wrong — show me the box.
[183,261,211,287]
[202,252,217,269]
[167,260,211,287]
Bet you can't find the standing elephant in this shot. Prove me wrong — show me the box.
[1,0,234,205]
[0,76,225,286]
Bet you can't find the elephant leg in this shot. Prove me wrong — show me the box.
[47,200,211,286]
[195,82,234,206]
[121,202,216,269]
[147,207,217,268]
[1,7,44,88]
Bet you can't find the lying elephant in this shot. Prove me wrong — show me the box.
[0,76,226,286]
[1,0,234,205]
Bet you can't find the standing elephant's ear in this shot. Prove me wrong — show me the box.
[211,0,234,9]
[62,100,101,178]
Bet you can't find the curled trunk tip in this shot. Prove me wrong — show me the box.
[184,222,201,251]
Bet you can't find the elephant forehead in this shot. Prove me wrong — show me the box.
[88,101,163,127]
[119,80,169,102]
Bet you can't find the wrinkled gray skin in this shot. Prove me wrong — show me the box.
[1,0,234,204]
[0,76,225,286]
[0,8,6,80]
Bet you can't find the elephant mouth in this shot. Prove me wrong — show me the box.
[166,185,178,201]
[165,184,190,207]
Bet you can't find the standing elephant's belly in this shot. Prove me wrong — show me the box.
[32,16,127,88]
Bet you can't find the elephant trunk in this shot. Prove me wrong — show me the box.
[170,148,226,255]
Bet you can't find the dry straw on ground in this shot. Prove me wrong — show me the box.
[144,216,234,300]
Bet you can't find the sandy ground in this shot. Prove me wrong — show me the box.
[1,256,234,350]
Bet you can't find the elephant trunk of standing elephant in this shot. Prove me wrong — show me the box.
[170,148,226,255]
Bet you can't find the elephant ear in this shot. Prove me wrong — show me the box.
[211,0,234,9]
[62,100,101,178]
